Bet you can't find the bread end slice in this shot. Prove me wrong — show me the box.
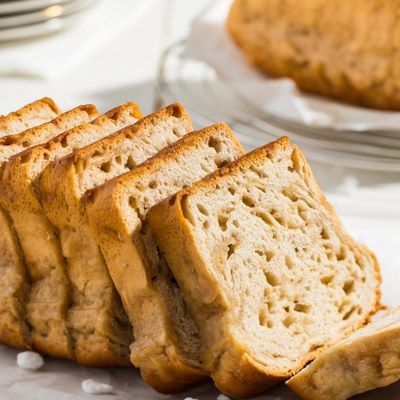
[0,98,61,137]
[287,307,400,400]
[147,136,381,397]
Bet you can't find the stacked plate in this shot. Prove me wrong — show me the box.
[0,0,95,42]
[157,41,400,173]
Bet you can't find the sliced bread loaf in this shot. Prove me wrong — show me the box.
[0,103,142,361]
[0,104,99,350]
[287,308,400,400]
[84,123,244,393]
[0,98,61,137]
[39,104,192,367]
[147,136,381,398]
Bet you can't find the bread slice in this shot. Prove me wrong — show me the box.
[147,136,381,398]
[0,104,99,350]
[0,103,142,361]
[0,98,61,137]
[84,123,244,393]
[39,104,192,367]
[287,308,400,400]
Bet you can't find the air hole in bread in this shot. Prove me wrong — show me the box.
[343,306,357,321]
[294,303,311,313]
[320,227,330,240]
[283,315,295,328]
[196,204,209,216]
[203,221,210,229]
[42,152,50,161]
[61,136,69,148]
[320,275,334,285]
[255,211,273,226]
[285,255,294,270]
[250,165,269,179]
[149,180,157,189]
[282,188,299,203]
[227,187,236,196]
[124,155,136,170]
[271,209,286,226]
[171,104,183,118]
[208,137,223,153]
[115,156,123,165]
[22,140,31,148]
[343,279,355,294]
[259,309,273,328]
[264,270,280,287]
[242,195,255,208]
[218,215,228,231]
[336,246,347,261]
[100,161,111,173]
[129,196,142,218]
[310,343,323,352]
[232,220,239,228]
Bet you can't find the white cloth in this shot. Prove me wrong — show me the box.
[184,0,400,131]
[0,0,154,80]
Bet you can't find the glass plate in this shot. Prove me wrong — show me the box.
[157,41,400,172]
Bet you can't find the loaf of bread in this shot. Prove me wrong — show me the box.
[147,136,381,398]
[84,123,244,393]
[0,98,61,137]
[227,0,400,110]
[39,105,192,367]
[0,103,142,361]
[287,308,400,400]
[0,104,99,351]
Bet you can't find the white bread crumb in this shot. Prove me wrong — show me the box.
[183,398,199,400]
[16,351,44,370]
[217,395,231,400]
[82,379,114,394]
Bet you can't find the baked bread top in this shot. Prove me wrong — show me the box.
[84,122,244,393]
[0,98,61,137]
[287,307,400,400]
[227,0,400,110]
[147,136,381,397]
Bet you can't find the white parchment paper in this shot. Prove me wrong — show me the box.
[184,0,400,131]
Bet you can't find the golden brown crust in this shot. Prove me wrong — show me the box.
[227,0,400,110]
[147,136,381,397]
[0,98,61,137]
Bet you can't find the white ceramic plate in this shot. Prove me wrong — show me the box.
[0,0,94,29]
[0,0,73,15]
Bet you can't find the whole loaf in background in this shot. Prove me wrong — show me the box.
[227,0,400,111]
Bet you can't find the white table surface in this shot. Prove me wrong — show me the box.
[0,1,399,399]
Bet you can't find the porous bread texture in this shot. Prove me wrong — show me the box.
[0,105,99,350]
[0,98,61,137]
[39,104,191,367]
[287,307,400,400]
[84,123,244,393]
[0,103,142,362]
[227,0,400,110]
[147,136,381,398]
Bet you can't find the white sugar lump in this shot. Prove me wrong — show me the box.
[82,379,114,394]
[16,351,44,370]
